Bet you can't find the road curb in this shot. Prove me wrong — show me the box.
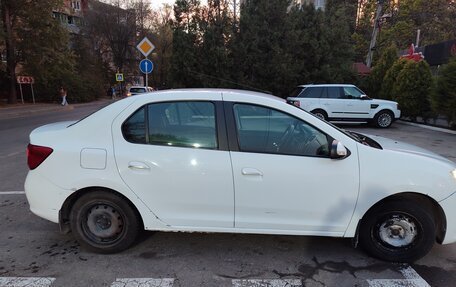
[397,120,456,135]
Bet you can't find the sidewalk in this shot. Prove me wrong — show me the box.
[0,98,114,120]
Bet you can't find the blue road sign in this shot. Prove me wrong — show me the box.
[139,59,154,74]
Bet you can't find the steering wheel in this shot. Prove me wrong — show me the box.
[276,121,298,152]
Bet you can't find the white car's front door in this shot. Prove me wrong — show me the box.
[113,100,234,228]
[230,103,359,235]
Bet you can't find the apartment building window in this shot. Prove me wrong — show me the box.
[72,1,81,11]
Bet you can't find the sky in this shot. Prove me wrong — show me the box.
[150,0,175,9]
[150,0,209,9]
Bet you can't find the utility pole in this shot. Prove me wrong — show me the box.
[366,0,385,68]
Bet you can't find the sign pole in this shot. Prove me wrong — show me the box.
[31,83,35,104]
[145,60,148,87]
[19,83,24,104]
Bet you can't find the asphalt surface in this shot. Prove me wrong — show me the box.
[0,100,455,287]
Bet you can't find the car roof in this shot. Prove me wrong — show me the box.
[122,88,283,103]
[296,84,356,88]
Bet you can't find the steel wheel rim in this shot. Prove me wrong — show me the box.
[82,202,125,245]
[378,113,392,127]
[377,214,418,248]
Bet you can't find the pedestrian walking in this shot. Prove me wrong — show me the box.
[59,86,68,106]
[111,86,116,99]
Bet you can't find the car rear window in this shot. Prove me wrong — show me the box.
[301,87,324,98]
[130,88,147,93]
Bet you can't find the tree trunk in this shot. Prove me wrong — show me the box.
[1,0,17,104]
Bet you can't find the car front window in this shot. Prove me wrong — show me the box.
[343,87,364,99]
[233,104,330,157]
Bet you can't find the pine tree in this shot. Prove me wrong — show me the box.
[432,58,456,128]
[393,60,432,120]
[169,0,203,88]
[381,58,408,102]
[368,44,398,99]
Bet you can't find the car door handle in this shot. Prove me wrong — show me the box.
[242,168,263,176]
[128,161,150,170]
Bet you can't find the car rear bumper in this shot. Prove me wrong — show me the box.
[24,171,70,224]
[439,191,456,244]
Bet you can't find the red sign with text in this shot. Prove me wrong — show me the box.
[16,76,35,84]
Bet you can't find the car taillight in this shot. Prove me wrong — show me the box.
[27,144,53,170]
[287,100,300,107]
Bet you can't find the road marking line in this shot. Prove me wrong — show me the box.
[232,279,302,287]
[111,278,174,287]
[0,191,25,195]
[367,265,430,287]
[0,277,55,287]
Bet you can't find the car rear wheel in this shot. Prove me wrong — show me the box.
[359,201,435,262]
[70,190,141,253]
[374,110,393,128]
[312,109,327,121]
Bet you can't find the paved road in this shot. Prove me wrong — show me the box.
[0,103,455,287]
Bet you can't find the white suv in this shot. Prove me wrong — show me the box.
[287,84,401,128]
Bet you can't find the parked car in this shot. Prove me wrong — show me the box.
[127,86,154,97]
[286,84,401,128]
[25,89,456,262]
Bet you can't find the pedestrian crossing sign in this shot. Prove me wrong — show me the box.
[116,73,124,82]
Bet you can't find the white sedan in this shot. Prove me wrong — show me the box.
[25,89,456,262]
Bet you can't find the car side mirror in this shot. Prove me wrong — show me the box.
[360,95,369,100]
[330,140,349,159]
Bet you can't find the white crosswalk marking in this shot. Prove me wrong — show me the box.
[232,279,302,287]
[367,266,430,287]
[0,191,25,195]
[0,277,55,287]
[110,278,174,287]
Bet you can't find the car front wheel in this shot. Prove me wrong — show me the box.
[374,110,394,128]
[70,190,141,253]
[359,201,435,262]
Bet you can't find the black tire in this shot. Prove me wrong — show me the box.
[374,110,394,128]
[359,201,435,263]
[70,190,141,253]
[312,109,328,121]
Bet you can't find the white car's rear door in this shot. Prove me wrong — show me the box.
[112,94,234,228]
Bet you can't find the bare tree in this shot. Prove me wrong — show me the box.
[0,0,22,104]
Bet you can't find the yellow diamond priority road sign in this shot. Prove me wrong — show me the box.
[137,37,155,57]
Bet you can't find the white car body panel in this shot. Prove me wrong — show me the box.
[24,89,456,247]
